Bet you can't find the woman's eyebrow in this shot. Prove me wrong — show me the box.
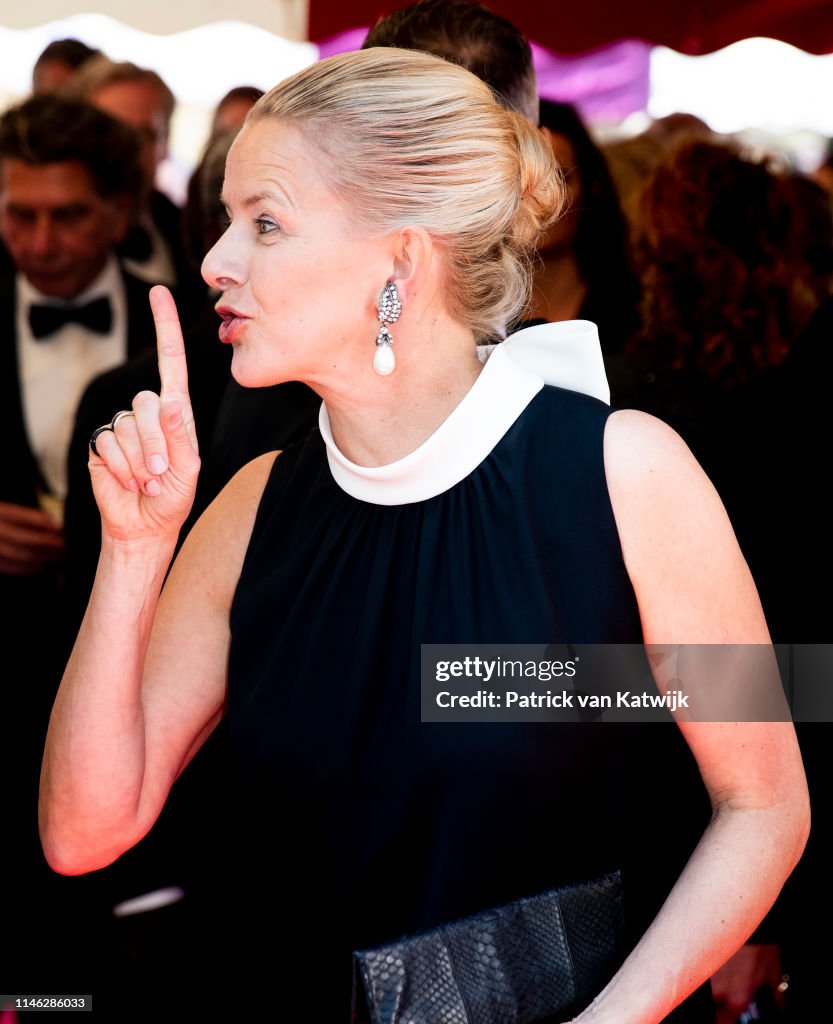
[220,187,294,211]
[244,190,290,208]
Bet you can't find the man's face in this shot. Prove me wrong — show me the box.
[0,159,129,300]
[90,80,168,187]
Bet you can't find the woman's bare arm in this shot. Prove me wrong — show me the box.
[39,447,277,876]
[571,410,809,1024]
[39,284,278,875]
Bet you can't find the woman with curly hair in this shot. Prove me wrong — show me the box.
[611,139,832,636]
[634,140,824,386]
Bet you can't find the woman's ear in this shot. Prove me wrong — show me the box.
[390,225,433,301]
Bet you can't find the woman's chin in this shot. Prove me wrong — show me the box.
[230,356,293,390]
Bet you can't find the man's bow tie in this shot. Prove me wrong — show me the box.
[29,296,113,340]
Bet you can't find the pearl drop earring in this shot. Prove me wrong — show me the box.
[373,281,402,376]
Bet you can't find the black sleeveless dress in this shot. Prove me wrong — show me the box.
[224,334,713,1021]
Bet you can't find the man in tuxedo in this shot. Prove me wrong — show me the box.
[0,93,153,592]
[0,91,159,1003]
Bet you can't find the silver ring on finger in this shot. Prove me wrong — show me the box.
[89,423,115,457]
[110,409,135,430]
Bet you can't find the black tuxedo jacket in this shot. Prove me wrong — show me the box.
[0,267,157,696]
[0,269,157,507]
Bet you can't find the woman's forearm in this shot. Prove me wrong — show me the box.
[39,534,176,875]
[573,792,809,1024]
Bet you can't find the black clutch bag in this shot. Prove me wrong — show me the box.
[352,871,624,1024]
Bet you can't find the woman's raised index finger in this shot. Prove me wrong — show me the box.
[149,285,189,399]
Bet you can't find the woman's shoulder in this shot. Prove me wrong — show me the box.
[602,409,769,641]
[603,409,712,516]
[604,407,691,462]
[603,407,729,550]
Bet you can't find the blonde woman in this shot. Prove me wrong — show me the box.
[40,49,808,1022]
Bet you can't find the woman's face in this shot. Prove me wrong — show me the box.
[202,119,391,387]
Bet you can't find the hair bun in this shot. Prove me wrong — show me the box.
[507,111,565,249]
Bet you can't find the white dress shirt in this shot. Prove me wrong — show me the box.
[17,255,128,500]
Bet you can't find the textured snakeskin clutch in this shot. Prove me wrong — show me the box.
[352,871,624,1024]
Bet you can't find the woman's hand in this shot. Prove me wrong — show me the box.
[88,286,201,544]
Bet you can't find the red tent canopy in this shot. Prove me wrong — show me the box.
[309,0,833,55]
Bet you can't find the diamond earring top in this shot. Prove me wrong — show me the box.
[373,281,402,376]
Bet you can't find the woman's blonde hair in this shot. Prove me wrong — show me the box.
[249,47,563,341]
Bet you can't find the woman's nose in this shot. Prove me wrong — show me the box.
[201,229,243,292]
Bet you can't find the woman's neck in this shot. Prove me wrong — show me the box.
[528,253,587,323]
[318,320,483,467]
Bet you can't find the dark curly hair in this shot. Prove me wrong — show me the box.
[0,93,144,206]
[635,140,824,387]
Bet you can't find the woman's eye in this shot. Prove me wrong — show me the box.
[255,217,278,235]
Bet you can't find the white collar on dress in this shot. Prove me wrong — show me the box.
[319,319,610,506]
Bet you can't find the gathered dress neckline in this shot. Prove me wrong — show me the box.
[318,319,609,506]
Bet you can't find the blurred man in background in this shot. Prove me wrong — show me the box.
[31,37,101,94]
[71,58,199,311]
